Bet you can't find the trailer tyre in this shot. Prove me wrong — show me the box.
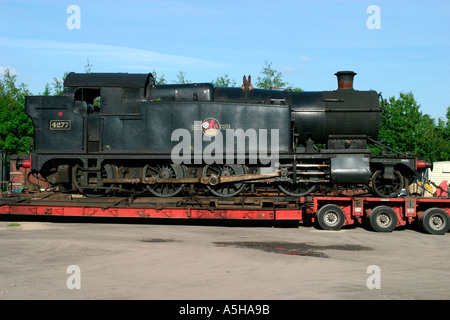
[369,206,397,232]
[420,208,450,235]
[316,204,345,231]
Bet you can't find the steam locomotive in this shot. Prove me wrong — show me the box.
[21,70,431,198]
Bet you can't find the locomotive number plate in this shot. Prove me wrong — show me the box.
[50,120,71,130]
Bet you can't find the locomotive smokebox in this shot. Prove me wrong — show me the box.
[335,71,356,89]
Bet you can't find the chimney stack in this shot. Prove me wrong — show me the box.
[335,71,356,89]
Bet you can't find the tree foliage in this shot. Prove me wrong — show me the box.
[378,92,450,161]
[254,60,302,91]
[173,71,191,84]
[0,69,34,157]
[212,74,236,87]
[151,69,167,85]
[42,72,69,96]
[255,60,288,89]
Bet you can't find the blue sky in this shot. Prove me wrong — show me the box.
[1,0,449,121]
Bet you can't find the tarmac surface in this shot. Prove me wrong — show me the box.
[1,215,450,300]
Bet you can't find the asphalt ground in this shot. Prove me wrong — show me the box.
[1,215,449,303]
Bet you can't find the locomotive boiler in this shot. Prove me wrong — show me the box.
[22,70,431,198]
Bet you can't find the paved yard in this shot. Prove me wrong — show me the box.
[1,216,449,301]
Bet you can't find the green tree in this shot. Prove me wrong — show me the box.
[436,106,450,141]
[255,60,302,91]
[151,69,167,85]
[42,72,69,96]
[0,69,34,157]
[84,58,93,73]
[173,71,191,84]
[378,92,450,161]
[212,74,237,87]
[434,106,450,160]
[256,60,288,89]
[379,92,424,153]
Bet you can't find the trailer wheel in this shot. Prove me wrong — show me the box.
[316,204,345,231]
[369,206,398,232]
[420,208,450,235]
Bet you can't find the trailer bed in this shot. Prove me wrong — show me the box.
[1,192,449,234]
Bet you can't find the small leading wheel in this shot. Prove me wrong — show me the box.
[202,164,246,197]
[142,163,186,197]
[368,206,398,232]
[316,204,346,231]
[420,208,450,235]
[371,170,404,198]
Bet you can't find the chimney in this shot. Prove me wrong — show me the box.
[335,71,356,89]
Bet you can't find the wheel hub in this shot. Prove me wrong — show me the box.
[158,168,171,179]
[325,212,339,226]
[430,215,444,230]
[220,169,232,177]
[377,213,391,226]
[202,164,246,197]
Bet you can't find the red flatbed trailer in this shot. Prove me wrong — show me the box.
[0,192,449,235]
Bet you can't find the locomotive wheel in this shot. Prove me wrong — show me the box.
[316,204,346,231]
[371,170,404,198]
[73,163,116,197]
[203,164,246,197]
[142,163,186,197]
[419,208,450,235]
[277,182,316,197]
[368,206,398,232]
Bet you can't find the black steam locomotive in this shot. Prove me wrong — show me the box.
[22,71,430,198]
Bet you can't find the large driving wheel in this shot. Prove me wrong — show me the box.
[142,163,186,197]
[202,164,246,197]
